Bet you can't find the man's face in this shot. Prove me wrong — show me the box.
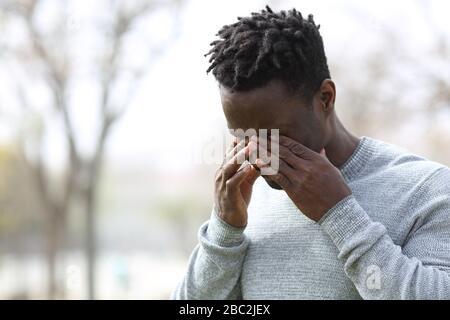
[220,79,327,189]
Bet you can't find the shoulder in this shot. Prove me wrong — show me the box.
[365,137,450,196]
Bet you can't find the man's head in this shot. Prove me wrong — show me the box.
[206,6,336,189]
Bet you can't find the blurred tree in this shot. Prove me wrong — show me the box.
[0,144,46,298]
[155,192,212,255]
[0,0,183,299]
[328,0,450,162]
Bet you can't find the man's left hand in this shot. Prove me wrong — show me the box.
[252,135,352,222]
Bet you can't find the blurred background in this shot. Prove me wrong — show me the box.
[0,0,448,299]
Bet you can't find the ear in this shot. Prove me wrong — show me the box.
[317,79,336,112]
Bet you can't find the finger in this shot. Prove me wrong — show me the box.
[222,145,252,181]
[277,143,308,169]
[255,157,295,180]
[247,139,259,164]
[277,157,297,178]
[320,148,327,158]
[226,163,252,191]
[255,135,273,159]
[255,136,306,170]
[278,135,318,160]
[249,136,273,170]
[221,140,237,168]
[226,136,238,153]
[224,139,246,163]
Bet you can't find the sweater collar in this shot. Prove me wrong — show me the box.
[339,136,376,181]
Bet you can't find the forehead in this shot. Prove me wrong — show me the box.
[219,80,300,130]
[220,79,291,108]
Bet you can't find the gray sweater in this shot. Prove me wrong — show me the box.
[172,137,450,299]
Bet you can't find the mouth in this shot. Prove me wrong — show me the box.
[246,140,281,189]
[262,176,283,190]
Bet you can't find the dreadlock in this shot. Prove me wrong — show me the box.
[205,5,330,101]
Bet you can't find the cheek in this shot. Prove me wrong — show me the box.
[305,127,327,152]
[287,118,325,152]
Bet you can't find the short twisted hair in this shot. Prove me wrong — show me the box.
[205,6,330,101]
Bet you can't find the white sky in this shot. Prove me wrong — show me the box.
[0,0,449,173]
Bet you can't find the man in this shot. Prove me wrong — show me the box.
[172,6,450,299]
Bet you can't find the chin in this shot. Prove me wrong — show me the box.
[263,177,283,190]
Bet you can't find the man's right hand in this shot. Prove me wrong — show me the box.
[214,138,260,228]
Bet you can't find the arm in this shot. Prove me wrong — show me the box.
[318,170,450,299]
[171,209,249,299]
[172,137,259,299]
[255,135,450,299]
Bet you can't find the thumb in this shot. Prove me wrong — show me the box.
[226,164,253,189]
[244,165,261,185]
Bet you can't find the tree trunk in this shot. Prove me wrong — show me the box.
[46,210,64,299]
[84,183,97,300]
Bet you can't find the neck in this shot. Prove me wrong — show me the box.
[324,116,360,168]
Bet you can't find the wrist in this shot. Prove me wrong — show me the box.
[207,207,247,247]
[310,190,352,222]
[317,195,382,250]
[215,203,247,228]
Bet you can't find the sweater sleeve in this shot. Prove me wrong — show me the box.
[171,207,249,300]
[318,168,450,299]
